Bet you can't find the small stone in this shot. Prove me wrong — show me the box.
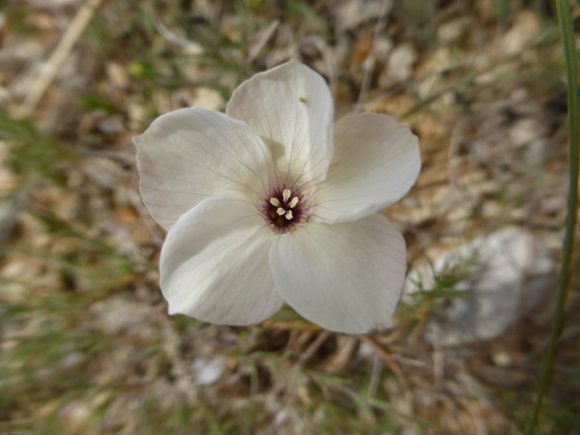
[372,36,394,61]
[106,62,130,89]
[437,18,469,44]
[80,158,124,189]
[191,87,224,111]
[191,356,226,386]
[335,0,392,33]
[380,43,417,86]
[96,116,124,135]
[492,352,512,367]
[127,101,147,130]
[509,117,546,147]
[91,296,155,336]
[502,10,540,55]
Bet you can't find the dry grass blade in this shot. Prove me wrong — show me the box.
[15,0,104,118]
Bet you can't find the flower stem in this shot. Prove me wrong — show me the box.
[527,0,579,432]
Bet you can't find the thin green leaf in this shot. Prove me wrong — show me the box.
[528,0,579,432]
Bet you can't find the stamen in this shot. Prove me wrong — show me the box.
[263,184,308,233]
[289,197,299,208]
[282,189,291,202]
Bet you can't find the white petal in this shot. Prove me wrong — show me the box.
[226,60,334,184]
[270,214,406,334]
[313,114,421,223]
[160,195,283,325]
[135,108,273,230]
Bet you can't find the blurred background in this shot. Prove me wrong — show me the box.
[1,0,579,433]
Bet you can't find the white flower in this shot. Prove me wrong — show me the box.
[134,60,421,334]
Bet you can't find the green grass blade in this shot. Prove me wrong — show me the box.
[528,0,579,432]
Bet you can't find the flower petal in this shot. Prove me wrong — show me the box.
[135,108,273,230]
[313,113,421,223]
[226,60,334,184]
[270,214,406,334]
[160,195,283,325]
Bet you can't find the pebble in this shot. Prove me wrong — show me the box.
[380,42,417,86]
[437,18,468,44]
[335,0,392,33]
[91,296,155,336]
[509,117,546,147]
[191,356,226,386]
[373,36,394,61]
[502,10,540,55]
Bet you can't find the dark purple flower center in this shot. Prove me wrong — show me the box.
[262,186,307,233]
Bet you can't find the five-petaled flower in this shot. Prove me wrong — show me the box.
[135,60,421,334]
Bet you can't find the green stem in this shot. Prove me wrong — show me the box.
[528,0,579,432]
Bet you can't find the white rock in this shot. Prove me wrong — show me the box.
[91,297,154,336]
[502,10,540,55]
[404,228,554,345]
[191,87,224,111]
[437,18,469,44]
[509,117,546,147]
[191,356,226,386]
[335,0,392,32]
[373,36,394,61]
[382,43,417,85]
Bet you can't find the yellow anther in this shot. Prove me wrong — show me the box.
[289,197,299,208]
[282,189,291,202]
